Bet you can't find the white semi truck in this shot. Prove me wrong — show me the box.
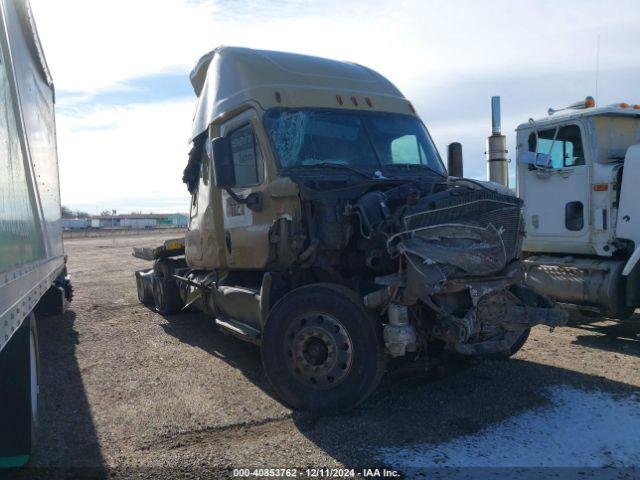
[0,0,71,467]
[484,96,640,319]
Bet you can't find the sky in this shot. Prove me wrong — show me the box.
[29,0,640,214]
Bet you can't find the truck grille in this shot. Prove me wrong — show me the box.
[403,192,524,262]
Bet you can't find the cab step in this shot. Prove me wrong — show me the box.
[215,316,261,345]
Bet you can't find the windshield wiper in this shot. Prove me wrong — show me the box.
[382,163,445,177]
[284,162,375,180]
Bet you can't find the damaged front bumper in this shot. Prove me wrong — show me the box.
[368,223,568,357]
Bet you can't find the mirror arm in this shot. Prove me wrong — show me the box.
[224,187,263,212]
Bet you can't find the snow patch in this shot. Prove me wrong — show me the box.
[378,386,640,469]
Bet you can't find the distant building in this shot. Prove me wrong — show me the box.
[86,213,188,229]
[61,218,91,230]
[165,213,189,228]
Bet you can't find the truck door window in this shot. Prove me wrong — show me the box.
[528,125,585,168]
[228,124,264,187]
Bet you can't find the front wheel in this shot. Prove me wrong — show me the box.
[261,284,385,412]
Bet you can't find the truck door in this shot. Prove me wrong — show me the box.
[518,123,591,252]
[218,109,273,269]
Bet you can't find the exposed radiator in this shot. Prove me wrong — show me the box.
[403,193,524,262]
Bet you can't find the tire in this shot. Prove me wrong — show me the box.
[500,328,531,358]
[577,306,635,321]
[608,306,636,321]
[494,284,547,358]
[63,280,73,303]
[261,284,385,412]
[152,259,184,314]
[152,276,184,314]
[577,307,603,319]
[0,313,39,467]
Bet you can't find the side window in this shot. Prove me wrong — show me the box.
[188,152,206,219]
[228,124,264,187]
[528,125,585,168]
[390,135,423,164]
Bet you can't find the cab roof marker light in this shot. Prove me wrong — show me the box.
[548,96,595,115]
[619,102,629,109]
[633,104,640,110]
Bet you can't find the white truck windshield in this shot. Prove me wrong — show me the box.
[263,109,446,176]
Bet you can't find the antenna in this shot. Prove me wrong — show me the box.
[595,34,600,104]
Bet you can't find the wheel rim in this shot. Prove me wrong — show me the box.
[29,329,38,419]
[284,312,354,389]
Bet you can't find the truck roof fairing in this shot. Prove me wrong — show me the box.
[517,105,640,131]
[189,46,414,141]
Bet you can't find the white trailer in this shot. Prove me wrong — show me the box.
[0,0,71,467]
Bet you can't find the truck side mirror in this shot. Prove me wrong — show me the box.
[447,142,463,177]
[211,136,235,188]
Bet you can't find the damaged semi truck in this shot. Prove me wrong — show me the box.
[134,47,567,411]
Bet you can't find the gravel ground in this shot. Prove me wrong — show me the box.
[13,232,640,479]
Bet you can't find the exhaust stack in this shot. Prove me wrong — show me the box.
[486,96,508,187]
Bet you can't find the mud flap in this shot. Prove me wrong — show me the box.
[135,269,155,304]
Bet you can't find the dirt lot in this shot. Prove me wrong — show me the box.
[17,232,640,478]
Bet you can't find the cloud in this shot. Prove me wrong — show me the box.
[31,0,640,94]
[413,66,640,183]
[56,99,193,212]
[28,0,640,211]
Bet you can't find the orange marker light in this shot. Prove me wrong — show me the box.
[633,104,640,110]
[585,96,595,108]
[620,102,629,108]
[593,184,609,192]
